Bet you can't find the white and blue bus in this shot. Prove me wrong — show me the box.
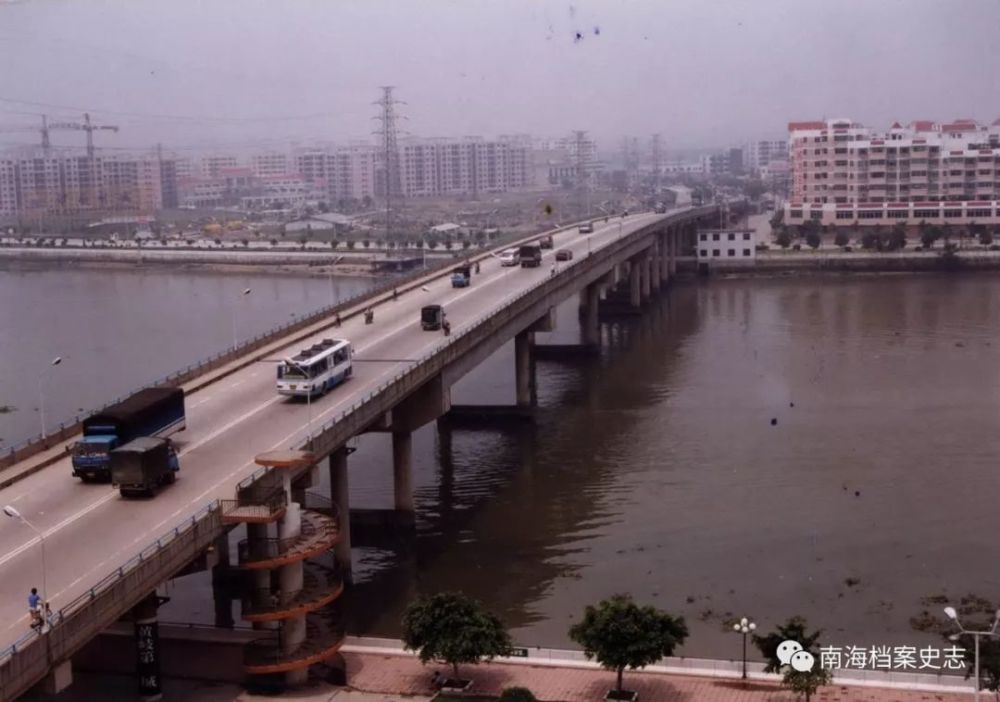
[276,338,353,398]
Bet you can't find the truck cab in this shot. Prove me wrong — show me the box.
[72,435,119,481]
[518,243,542,267]
[451,265,471,288]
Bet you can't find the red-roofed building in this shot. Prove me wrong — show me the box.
[785,116,1000,229]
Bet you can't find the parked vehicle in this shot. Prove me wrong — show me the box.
[578,221,594,234]
[111,436,179,498]
[555,249,573,261]
[539,235,554,249]
[72,387,186,482]
[654,203,667,214]
[421,304,445,331]
[519,242,542,267]
[451,265,472,288]
[277,338,352,398]
[499,248,520,266]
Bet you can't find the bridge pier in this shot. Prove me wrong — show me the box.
[640,252,652,302]
[651,242,662,293]
[628,258,642,308]
[212,534,235,628]
[245,523,273,631]
[392,431,414,515]
[660,232,671,283]
[277,500,308,686]
[515,330,536,406]
[328,448,352,583]
[581,282,601,346]
[133,593,163,702]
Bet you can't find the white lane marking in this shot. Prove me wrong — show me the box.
[0,214,660,573]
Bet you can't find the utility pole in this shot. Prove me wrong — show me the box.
[651,133,663,192]
[373,87,404,241]
[573,130,591,218]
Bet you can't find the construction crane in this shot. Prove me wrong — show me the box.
[48,113,119,157]
[0,115,54,152]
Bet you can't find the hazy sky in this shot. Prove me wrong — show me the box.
[1,0,998,154]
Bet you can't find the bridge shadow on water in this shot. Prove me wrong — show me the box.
[342,286,705,640]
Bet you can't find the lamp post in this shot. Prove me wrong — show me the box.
[231,287,252,351]
[944,605,1000,701]
[37,356,62,438]
[284,358,313,443]
[4,505,47,630]
[732,617,756,680]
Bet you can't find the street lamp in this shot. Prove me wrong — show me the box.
[732,616,757,680]
[231,287,252,351]
[3,505,48,630]
[284,358,313,443]
[944,605,1000,701]
[37,356,62,438]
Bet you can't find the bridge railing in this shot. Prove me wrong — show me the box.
[0,502,223,702]
[0,220,591,472]
[302,206,717,461]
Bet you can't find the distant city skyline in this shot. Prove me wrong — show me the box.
[1,0,997,153]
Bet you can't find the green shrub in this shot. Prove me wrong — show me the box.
[499,687,537,702]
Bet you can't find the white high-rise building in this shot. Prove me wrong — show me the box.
[786,117,1000,227]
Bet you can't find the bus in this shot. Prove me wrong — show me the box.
[276,338,353,397]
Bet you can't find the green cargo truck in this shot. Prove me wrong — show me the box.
[110,437,179,498]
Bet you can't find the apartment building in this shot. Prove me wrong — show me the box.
[745,140,789,174]
[786,117,1000,227]
[249,152,289,178]
[0,149,163,221]
[396,136,532,197]
[294,145,377,203]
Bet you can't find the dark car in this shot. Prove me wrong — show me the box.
[539,235,554,249]
[555,249,573,261]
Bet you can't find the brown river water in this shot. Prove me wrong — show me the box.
[6,267,1000,660]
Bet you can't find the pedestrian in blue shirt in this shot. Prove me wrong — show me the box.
[28,588,43,629]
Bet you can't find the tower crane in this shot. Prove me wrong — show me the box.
[47,113,119,157]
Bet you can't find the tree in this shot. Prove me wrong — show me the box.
[784,666,832,702]
[775,228,792,249]
[569,594,688,696]
[753,616,822,673]
[887,222,907,251]
[979,227,994,248]
[362,239,371,249]
[499,688,537,702]
[401,592,511,679]
[805,230,821,250]
[834,230,849,249]
[347,240,356,250]
[919,220,938,249]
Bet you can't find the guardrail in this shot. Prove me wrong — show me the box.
[0,219,596,471]
[0,502,223,702]
[0,206,715,700]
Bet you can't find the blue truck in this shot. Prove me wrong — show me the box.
[451,265,472,288]
[71,387,186,482]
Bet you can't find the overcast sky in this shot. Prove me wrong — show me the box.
[1,0,998,154]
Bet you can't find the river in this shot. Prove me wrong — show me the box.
[5,266,1000,660]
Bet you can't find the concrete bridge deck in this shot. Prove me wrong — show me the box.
[0,205,716,699]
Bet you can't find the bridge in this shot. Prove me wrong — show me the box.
[0,205,721,700]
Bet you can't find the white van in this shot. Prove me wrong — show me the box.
[499,248,520,266]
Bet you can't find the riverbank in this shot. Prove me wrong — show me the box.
[51,643,973,701]
[704,249,1000,275]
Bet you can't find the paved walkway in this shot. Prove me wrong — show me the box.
[342,651,970,701]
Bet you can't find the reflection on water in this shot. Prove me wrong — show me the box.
[157,274,1000,658]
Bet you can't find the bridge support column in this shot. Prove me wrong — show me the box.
[651,243,662,292]
[669,232,678,275]
[640,253,652,301]
[515,330,535,406]
[660,233,671,283]
[392,431,414,515]
[278,501,307,686]
[133,593,163,702]
[212,534,234,628]
[629,258,642,307]
[581,282,601,346]
[329,448,352,583]
[245,523,273,631]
